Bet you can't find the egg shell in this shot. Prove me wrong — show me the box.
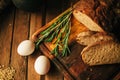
[34,55,50,75]
[17,40,35,56]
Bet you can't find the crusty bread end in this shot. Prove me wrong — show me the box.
[73,10,105,32]
[81,40,120,66]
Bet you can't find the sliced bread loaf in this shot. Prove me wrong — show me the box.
[76,31,113,45]
[73,0,119,34]
[81,40,120,66]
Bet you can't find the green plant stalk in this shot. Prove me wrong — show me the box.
[51,16,71,56]
[62,18,71,56]
[51,33,62,56]
[62,27,71,56]
[36,10,72,43]
[40,10,72,35]
[35,8,72,56]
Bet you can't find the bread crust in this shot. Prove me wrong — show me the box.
[76,31,113,45]
[81,40,120,66]
[73,0,120,40]
[73,0,120,66]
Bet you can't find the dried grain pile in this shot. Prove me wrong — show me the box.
[0,65,15,80]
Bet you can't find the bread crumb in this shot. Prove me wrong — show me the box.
[0,65,15,80]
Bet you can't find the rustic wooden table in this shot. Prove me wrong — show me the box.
[0,0,78,80]
[0,0,120,80]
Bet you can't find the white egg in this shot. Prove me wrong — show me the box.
[34,55,50,75]
[17,40,35,56]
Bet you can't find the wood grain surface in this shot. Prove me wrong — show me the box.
[11,9,30,80]
[31,1,120,80]
[0,0,120,80]
[0,6,14,67]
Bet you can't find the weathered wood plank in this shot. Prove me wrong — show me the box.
[28,11,42,80]
[10,9,30,80]
[112,71,120,80]
[45,64,64,80]
[0,7,14,66]
[61,0,80,80]
[44,0,64,80]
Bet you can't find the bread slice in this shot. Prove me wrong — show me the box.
[73,0,119,33]
[81,40,120,66]
[73,10,105,32]
[76,31,113,45]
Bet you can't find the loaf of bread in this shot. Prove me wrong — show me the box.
[76,30,113,45]
[73,0,120,66]
[73,0,120,41]
[81,40,120,66]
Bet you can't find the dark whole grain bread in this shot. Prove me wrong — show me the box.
[81,40,120,66]
[73,0,120,41]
